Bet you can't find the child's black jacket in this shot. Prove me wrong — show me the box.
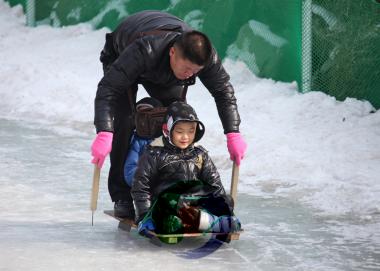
[131,136,230,222]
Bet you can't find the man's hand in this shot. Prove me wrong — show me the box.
[91,131,113,168]
[226,132,247,166]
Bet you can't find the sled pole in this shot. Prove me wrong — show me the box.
[230,162,239,203]
[90,165,101,226]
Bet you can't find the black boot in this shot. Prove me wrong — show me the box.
[114,200,135,220]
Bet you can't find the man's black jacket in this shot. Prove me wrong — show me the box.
[94,10,241,134]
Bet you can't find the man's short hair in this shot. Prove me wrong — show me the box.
[174,30,212,66]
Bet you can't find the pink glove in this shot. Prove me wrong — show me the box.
[226,132,247,166]
[91,131,113,168]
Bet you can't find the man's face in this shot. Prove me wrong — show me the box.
[169,47,203,80]
[171,121,197,149]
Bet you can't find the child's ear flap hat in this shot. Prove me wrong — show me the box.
[162,101,205,144]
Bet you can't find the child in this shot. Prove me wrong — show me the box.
[131,101,241,238]
[123,97,163,187]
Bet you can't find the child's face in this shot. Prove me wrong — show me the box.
[171,121,197,149]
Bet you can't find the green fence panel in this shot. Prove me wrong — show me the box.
[6,0,302,86]
[6,0,380,109]
[224,1,302,85]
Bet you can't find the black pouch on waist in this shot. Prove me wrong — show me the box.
[135,107,167,138]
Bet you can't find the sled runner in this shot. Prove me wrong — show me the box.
[103,210,241,244]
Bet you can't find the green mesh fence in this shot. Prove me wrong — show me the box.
[302,0,380,108]
[5,0,380,109]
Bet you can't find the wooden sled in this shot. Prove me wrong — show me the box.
[93,163,242,244]
[104,210,241,244]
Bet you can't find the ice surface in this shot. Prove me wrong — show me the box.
[0,1,380,270]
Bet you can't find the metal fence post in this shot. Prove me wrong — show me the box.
[26,0,35,27]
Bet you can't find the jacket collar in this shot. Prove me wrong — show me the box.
[151,136,196,153]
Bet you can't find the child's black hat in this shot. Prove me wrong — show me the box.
[163,101,205,144]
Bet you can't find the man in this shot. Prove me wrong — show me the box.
[91,10,247,219]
